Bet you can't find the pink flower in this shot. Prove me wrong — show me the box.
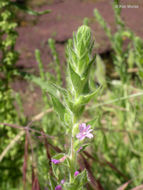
[51,156,67,165]
[55,185,62,190]
[51,159,60,164]
[76,123,93,141]
[59,155,67,162]
[61,179,65,184]
[74,171,79,176]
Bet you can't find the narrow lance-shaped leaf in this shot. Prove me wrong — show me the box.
[95,54,106,85]
[30,77,60,99]
[63,169,88,189]
[35,49,45,80]
[75,85,102,106]
[51,96,66,122]
[68,63,87,95]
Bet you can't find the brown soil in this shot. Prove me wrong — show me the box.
[12,0,143,117]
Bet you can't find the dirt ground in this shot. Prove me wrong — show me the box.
[13,0,143,117]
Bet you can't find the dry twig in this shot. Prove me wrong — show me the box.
[0,108,53,162]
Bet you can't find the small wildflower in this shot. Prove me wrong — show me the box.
[76,123,93,141]
[74,171,79,176]
[59,155,67,162]
[61,179,65,184]
[55,185,62,190]
[51,159,60,164]
[51,156,67,165]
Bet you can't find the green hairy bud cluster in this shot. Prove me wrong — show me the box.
[67,25,93,77]
[64,25,99,120]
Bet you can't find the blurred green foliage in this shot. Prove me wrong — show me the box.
[0,1,21,188]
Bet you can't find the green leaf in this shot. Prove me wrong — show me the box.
[95,55,106,85]
[127,49,134,69]
[51,154,69,180]
[63,169,88,189]
[64,112,73,126]
[68,47,78,72]
[82,54,96,79]
[67,184,82,190]
[94,9,112,40]
[30,76,67,121]
[51,96,65,122]
[30,76,60,99]
[35,49,45,80]
[68,63,87,95]
[63,183,80,190]
[52,83,68,98]
[75,86,102,106]
[48,174,55,190]
[74,142,90,152]
[75,169,88,185]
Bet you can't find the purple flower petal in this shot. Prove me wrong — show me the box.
[86,125,91,130]
[76,123,93,141]
[76,133,82,139]
[86,133,93,139]
[61,179,65,184]
[74,171,79,176]
[51,159,60,164]
[79,135,86,141]
[76,133,85,141]
[59,155,67,162]
[55,185,62,190]
[87,128,93,132]
[79,123,86,132]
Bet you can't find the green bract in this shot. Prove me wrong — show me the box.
[67,25,93,77]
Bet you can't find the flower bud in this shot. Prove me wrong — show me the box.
[67,25,93,77]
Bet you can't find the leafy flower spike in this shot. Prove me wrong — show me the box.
[76,123,93,141]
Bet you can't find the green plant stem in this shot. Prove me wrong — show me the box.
[69,136,75,182]
[70,115,77,182]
